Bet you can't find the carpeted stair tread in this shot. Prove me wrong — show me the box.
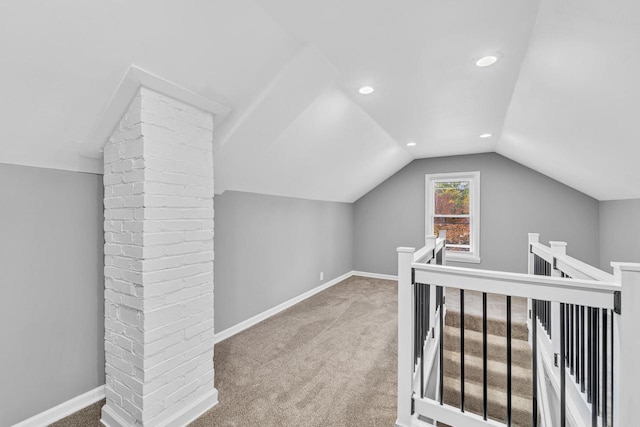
[443,377,533,427]
[443,349,532,396]
[443,325,532,369]
[445,311,528,341]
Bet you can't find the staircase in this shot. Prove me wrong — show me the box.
[442,289,534,426]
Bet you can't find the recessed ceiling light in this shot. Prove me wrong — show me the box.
[475,56,498,67]
[359,86,374,95]
[406,141,417,147]
[479,133,492,138]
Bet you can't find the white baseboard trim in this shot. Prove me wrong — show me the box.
[352,270,398,281]
[12,385,105,427]
[101,389,218,427]
[213,270,354,343]
[100,388,218,427]
[100,404,129,427]
[157,388,218,427]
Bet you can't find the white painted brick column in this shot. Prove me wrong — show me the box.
[101,87,216,427]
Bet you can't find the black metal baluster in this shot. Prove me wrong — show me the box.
[547,300,550,333]
[547,300,550,334]
[414,283,418,365]
[611,309,614,427]
[560,302,566,427]
[482,292,488,421]
[549,301,552,338]
[566,304,570,366]
[539,299,542,330]
[581,306,586,393]
[426,284,431,336]
[576,305,580,385]
[438,286,444,405]
[602,309,607,427]
[592,308,599,427]
[420,284,425,398]
[538,256,542,275]
[587,307,592,403]
[424,285,428,342]
[570,304,574,375]
[460,289,465,412]
[540,299,543,331]
[507,295,512,426]
[532,298,538,427]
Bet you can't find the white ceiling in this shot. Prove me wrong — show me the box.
[0,0,638,202]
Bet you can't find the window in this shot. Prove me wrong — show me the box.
[425,171,480,263]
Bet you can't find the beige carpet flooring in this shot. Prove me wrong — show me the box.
[52,276,398,427]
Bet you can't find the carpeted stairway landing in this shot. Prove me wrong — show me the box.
[52,276,398,427]
[442,289,534,426]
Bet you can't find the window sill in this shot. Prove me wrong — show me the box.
[446,253,481,264]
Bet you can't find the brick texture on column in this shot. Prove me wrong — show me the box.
[102,87,216,426]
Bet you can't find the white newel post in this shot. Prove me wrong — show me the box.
[438,230,447,265]
[549,241,566,368]
[425,235,436,264]
[527,233,539,343]
[101,87,217,426]
[396,247,415,427]
[611,262,640,427]
[425,236,438,336]
[527,233,539,275]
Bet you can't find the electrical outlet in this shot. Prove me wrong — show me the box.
[320,272,324,281]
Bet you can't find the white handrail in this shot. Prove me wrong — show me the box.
[530,241,552,263]
[555,254,614,282]
[530,241,614,282]
[413,263,618,309]
[413,234,446,264]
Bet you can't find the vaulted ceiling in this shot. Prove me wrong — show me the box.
[1,0,638,202]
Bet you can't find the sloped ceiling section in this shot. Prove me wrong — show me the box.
[497,0,640,201]
[0,0,299,173]
[214,46,412,202]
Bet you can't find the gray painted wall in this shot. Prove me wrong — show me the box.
[0,164,104,426]
[354,153,600,275]
[599,199,640,272]
[0,154,616,424]
[214,191,354,332]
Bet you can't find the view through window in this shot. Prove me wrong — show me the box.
[426,171,480,262]
[434,180,471,252]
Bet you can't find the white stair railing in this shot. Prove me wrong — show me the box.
[396,233,639,427]
[397,232,447,427]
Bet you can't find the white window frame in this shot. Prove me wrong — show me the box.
[425,171,480,263]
